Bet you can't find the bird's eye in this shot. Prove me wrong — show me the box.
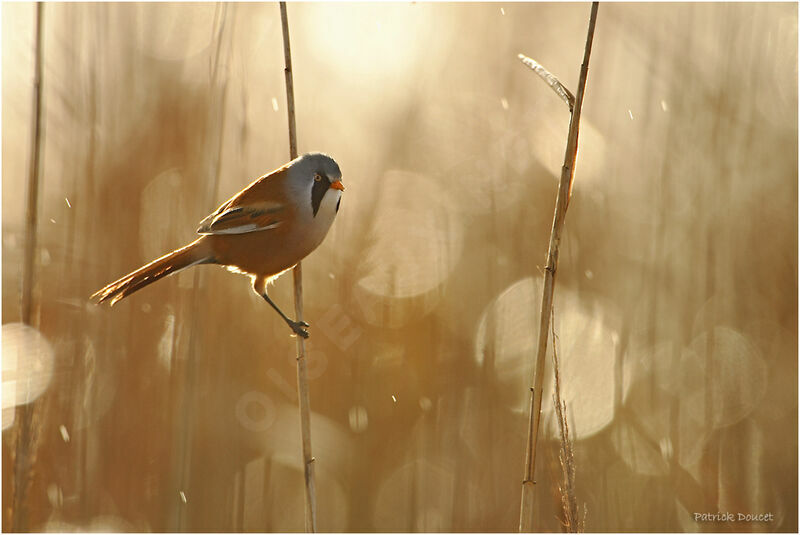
[314,174,322,182]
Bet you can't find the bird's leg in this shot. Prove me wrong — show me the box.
[260,290,310,338]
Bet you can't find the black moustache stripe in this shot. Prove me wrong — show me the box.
[311,178,328,217]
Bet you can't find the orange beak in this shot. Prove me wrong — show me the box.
[330,180,345,191]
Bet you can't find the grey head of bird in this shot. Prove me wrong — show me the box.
[288,152,344,218]
[290,152,342,183]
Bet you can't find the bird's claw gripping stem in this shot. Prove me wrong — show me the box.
[289,320,310,338]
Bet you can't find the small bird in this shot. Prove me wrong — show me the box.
[91,152,344,338]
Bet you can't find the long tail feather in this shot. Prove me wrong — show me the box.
[91,238,212,305]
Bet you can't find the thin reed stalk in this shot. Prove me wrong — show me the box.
[518,3,598,532]
[21,2,45,328]
[550,312,585,532]
[12,4,46,532]
[279,3,318,531]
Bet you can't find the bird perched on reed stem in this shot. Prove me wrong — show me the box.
[91,152,344,338]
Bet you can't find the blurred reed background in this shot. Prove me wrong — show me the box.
[2,2,797,532]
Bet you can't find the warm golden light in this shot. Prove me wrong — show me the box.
[2,2,796,532]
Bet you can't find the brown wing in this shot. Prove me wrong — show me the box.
[196,162,295,235]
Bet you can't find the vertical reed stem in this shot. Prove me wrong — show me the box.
[279,3,317,532]
[13,3,45,532]
[518,3,598,532]
[21,3,45,325]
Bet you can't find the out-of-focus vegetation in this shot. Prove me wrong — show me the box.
[2,2,797,531]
